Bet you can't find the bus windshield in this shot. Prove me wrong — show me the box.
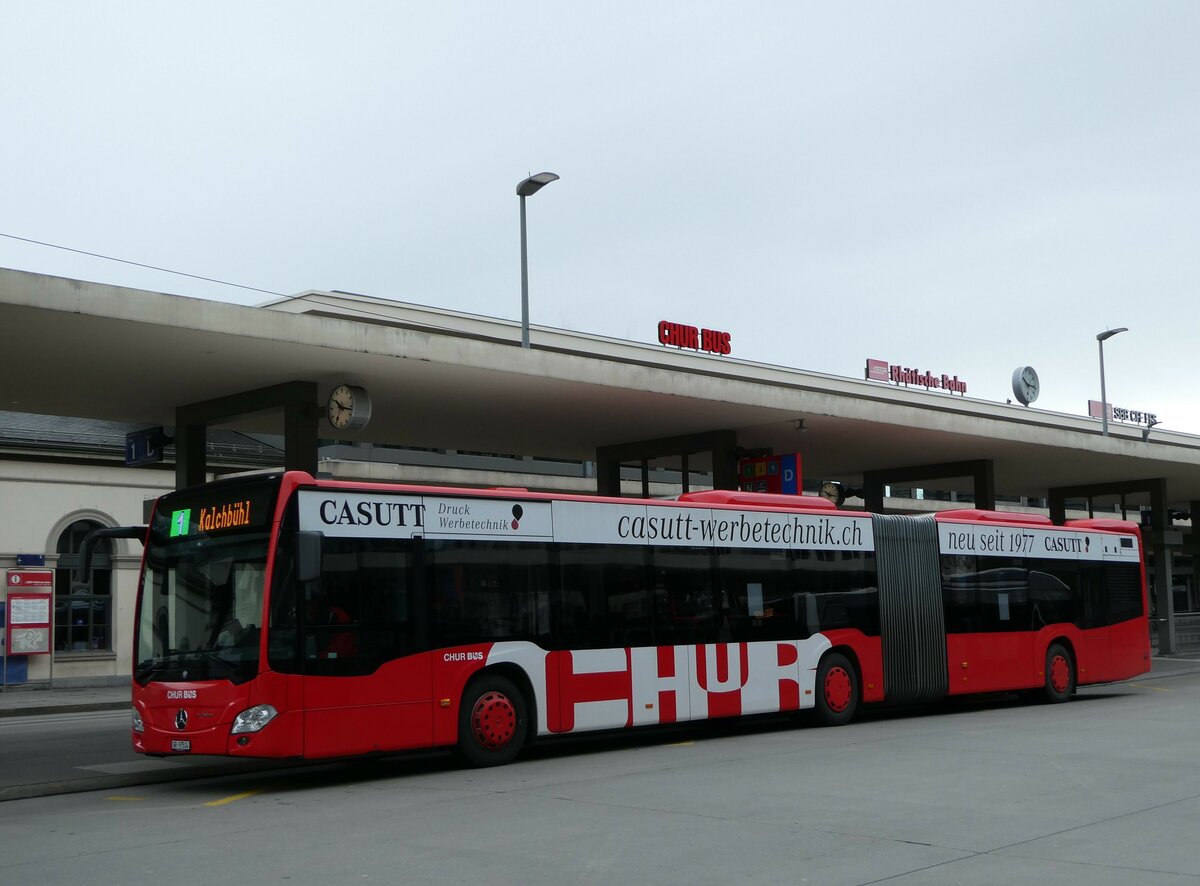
[135,479,279,685]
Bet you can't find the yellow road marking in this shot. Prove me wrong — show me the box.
[664,741,695,747]
[106,796,147,802]
[1128,682,1170,692]
[204,789,261,807]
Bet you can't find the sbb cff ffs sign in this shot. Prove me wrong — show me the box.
[658,321,732,356]
[738,453,802,495]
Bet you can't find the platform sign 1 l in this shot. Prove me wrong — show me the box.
[125,427,167,466]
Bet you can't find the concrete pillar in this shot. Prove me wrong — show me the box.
[175,381,318,490]
[595,430,738,497]
[174,421,207,489]
[1150,479,1176,654]
[861,459,995,514]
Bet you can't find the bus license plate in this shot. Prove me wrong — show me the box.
[171,740,191,752]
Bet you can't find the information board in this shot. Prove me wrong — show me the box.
[5,570,54,656]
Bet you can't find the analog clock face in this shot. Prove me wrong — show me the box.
[819,481,843,506]
[1012,366,1040,405]
[328,384,371,430]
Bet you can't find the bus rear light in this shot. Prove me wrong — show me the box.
[231,704,279,734]
[132,707,145,734]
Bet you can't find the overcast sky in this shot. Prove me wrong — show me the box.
[3,3,1197,433]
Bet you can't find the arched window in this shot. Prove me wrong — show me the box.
[54,520,113,653]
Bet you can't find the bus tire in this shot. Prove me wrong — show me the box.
[457,674,528,767]
[1041,643,1075,703]
[814,652,859,726]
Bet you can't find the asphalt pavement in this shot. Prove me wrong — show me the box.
[8,664,1200,885]
[2,653,1199,803]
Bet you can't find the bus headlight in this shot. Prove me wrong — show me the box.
[231,704,279,734]
[132,707,144,734]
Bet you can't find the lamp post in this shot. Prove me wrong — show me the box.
[1096,327,1128,436]
[516,172,559,349]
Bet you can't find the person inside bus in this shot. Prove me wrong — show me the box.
[305,589,358,659]
[207,584,245,648]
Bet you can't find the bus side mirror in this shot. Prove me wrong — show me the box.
[295,531,323,584]
[75,525,148,593]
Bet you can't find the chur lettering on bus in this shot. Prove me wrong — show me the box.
[488,640,813,735]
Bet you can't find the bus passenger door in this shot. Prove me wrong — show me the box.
[300,539,432,758]
[301,641,432,758]
[1077,573,1111,683]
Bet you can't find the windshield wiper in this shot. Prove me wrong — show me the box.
[136,649,239,679]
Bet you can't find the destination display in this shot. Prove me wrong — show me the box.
[159,485,277,539]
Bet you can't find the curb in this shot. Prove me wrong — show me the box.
[0,701,129,719]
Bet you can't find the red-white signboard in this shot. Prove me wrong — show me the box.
[1088,400,1159,427]
[865,357,967,395]
[7,569,53,589]
[5,570,53,655]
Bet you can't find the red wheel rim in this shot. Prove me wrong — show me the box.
[1049,654,1070,694]
[470,690,517,750]
[824,666,853,713]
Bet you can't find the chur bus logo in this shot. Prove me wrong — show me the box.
[170,509,191,537]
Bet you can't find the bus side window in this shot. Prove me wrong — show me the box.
[651,547,716,646]
[429,540,551,648]
[714,548,796,642]
[797,550,879,637]
[298,538,415,675]
[557,544,651,649]
[1029,568,1074,627]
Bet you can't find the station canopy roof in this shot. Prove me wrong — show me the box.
[3,266,1200,509]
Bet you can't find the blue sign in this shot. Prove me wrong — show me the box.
[780,454,799,495]
[125,427,167,466]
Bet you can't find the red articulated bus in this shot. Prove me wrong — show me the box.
[131,471,1151,766]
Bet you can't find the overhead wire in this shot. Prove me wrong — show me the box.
[0,231,288,298]
[0,230,521,339]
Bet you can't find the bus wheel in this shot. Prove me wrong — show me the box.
[458,674,528,767]
[814,653,859,726]
[1041,643,1075,703]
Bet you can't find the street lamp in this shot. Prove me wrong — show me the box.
[1096,326,1128,437]
[516,172,559,349]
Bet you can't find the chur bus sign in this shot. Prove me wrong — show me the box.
[658,320,732,356]
[865,358,967,395]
